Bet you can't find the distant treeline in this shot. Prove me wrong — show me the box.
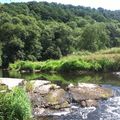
[0,2,120,67]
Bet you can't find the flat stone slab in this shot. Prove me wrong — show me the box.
[0,78,24,90]
[30,80,51,90]
[34,84,60,95]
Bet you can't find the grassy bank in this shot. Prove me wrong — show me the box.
[9,48,120,73]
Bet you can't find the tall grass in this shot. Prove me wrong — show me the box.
[0,87,32,120]
[9,48,120,73]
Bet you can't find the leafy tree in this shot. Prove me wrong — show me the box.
[0,43,2,66]
[81,23,110,51]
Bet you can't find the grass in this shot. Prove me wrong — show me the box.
[0,87,32,120]
[9,47,120,73]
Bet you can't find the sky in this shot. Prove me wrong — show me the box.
[0,0,120,10]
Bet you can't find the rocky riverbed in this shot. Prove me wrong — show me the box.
[0,78,113,120]
[25,80,113,119]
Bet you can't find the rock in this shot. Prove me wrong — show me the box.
[80,100,98,107]
[86,100,98,107]
[31,80,51,88]
[81,101,86,107]
[34,108,45,116]
[34,84,60,95]
[28,92,45,107]
[44,89,69,109]
[68,83,74,88]
[69,83,113,103]
[26,80,51,92]
[0,78,24,90]
[113,72,120,76]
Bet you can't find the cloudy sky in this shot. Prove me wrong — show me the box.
[0,0,120,10]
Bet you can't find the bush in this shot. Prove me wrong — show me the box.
[97,59,114,71]
[0,87,32,120]
[90,61,102,71]
[59,60,91,72]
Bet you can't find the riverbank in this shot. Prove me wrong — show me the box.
[9,48,120,73]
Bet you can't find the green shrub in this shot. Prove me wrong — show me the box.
[90,61,102,71]
[0,87,32,120]
[20,61,35,72]
[97,59,114,71]
[41,60,61,72]
[59,60,91,72]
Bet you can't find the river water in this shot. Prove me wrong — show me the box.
[0,70,120,120]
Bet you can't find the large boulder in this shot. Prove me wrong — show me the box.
[68,83,113,106]
[44,89,69,109]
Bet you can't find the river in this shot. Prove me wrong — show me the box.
[0,69,120,120]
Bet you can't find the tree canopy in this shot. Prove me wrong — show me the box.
[0,2,120,67]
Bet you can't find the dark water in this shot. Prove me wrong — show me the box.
[1,69,120,120]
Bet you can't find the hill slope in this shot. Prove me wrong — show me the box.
[0,2,120,67]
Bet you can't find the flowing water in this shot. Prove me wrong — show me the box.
[1,69,120,120]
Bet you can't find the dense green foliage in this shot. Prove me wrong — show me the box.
[0,2,120,67]
[9,48,120,72]
[0,87,32,120]
[0,43,2,66]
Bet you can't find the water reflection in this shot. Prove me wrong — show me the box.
[0,69,9,77]
[0,69,120,86]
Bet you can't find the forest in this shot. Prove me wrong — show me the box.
[0,1,120,67]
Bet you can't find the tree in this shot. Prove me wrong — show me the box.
[0,43,2,67]
[81,23,110,51]
[41,22,73,59]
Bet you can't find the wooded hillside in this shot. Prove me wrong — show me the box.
[0,2,120,67]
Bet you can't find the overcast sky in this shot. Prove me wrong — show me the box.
[0,0,120,10]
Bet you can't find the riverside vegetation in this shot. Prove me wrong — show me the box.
[10,47,120,73]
